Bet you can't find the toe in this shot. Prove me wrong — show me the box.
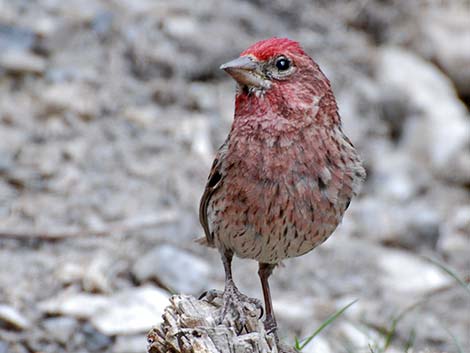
[264,318,277,334]
[197,290,208,300]
[199,289,223,302]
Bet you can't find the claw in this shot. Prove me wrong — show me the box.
[199,289,223,302]
[199,283,263,335]
[258,305,264,319]
[237,323,249,336]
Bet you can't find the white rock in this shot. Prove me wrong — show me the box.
[438,206,470,255]
[377,47,470,183]
[42,317,78,344]
[177,115,213,164]
[39,292,109,318]
[372,150,427,202]
[0,50,46,74]
[56,262,85,285]
[338,322,378,349]
[273,296,314,327]
[413,6,470,96]
[163,16,198,39]
[113,335,145,353]
[41,83,98,119]
[82,256,113,294]
[300,336,333,353]
[30,16,59,37]
[0,0,16,22]
[124,106,159,127]
[132,244,211,295]
[378,249,451,294]
[91,286,168,335]
[54,0,102,23]
[113,0,158,15]
[0,304,31,330]
[358,194,440,250]
[40,286,169,335]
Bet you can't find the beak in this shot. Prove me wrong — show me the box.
[220,56,270,89]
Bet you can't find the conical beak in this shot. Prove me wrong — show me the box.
[220,56,270,89]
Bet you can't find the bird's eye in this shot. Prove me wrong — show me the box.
[275,57,290,71]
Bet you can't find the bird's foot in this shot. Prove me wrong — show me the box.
[199,281,263,333]
[220,282,263,326]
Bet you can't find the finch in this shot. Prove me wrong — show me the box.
[199,38,365,338]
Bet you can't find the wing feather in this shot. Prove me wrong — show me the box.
[198,140,229,246]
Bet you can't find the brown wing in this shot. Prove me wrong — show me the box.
[198,140,228,246]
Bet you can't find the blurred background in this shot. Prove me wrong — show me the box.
[0,0,469,352]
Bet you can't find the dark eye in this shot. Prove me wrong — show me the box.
[275,57,290,71]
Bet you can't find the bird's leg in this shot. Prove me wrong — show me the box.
[258,263,278,341]
[200,250,262,331]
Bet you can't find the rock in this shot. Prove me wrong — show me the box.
[378,249,451,294]
[372,150,428,202]
[411,6,470,96]
[0,342,8,353]
[52,0,103,24]
[40,286,169,336]
[63,139,88,162]
[177,116,213,164]
[30,16,59,38]
[82,322,113,352]
[272,295,314,330]
[124,106,159,127]
[0,50,46,74]
[132,244,211,295]
[90,286,169,335]
[42,317,79,344]
[39,292,110,318]
[113,335,145,353]
[0,24,35,51]
[377,47,470,184]
[151,80,180,106]
[0,153,13,174]
[301,337,332,353]
[40,83,99,119]
[163,16,198,40]
[438,206,470,258]
[355,197,440,251]
[56,262,86,285]
[337,321,377,350]
[406,205,440,250]
[0,304,31,330]
[113,0,158,15]
[91,11,114,37]
[186,83,218,111]
[82,256,113,294]
[39,286,168,335]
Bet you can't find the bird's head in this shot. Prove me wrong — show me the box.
[221,38,335,122]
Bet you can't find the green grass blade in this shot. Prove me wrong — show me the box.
[368,343,377,353]
[296,299,358,351]
[403,328,416,353]
[294,336,301,350]
[383,316,399,350]
[382,298,427,351]
[422,256,470,296]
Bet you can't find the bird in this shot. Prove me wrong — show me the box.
[198,37,366,339]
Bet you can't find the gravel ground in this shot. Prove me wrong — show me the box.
[0,1,469,353]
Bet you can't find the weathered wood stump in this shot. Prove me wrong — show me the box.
[147,295,297,353]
